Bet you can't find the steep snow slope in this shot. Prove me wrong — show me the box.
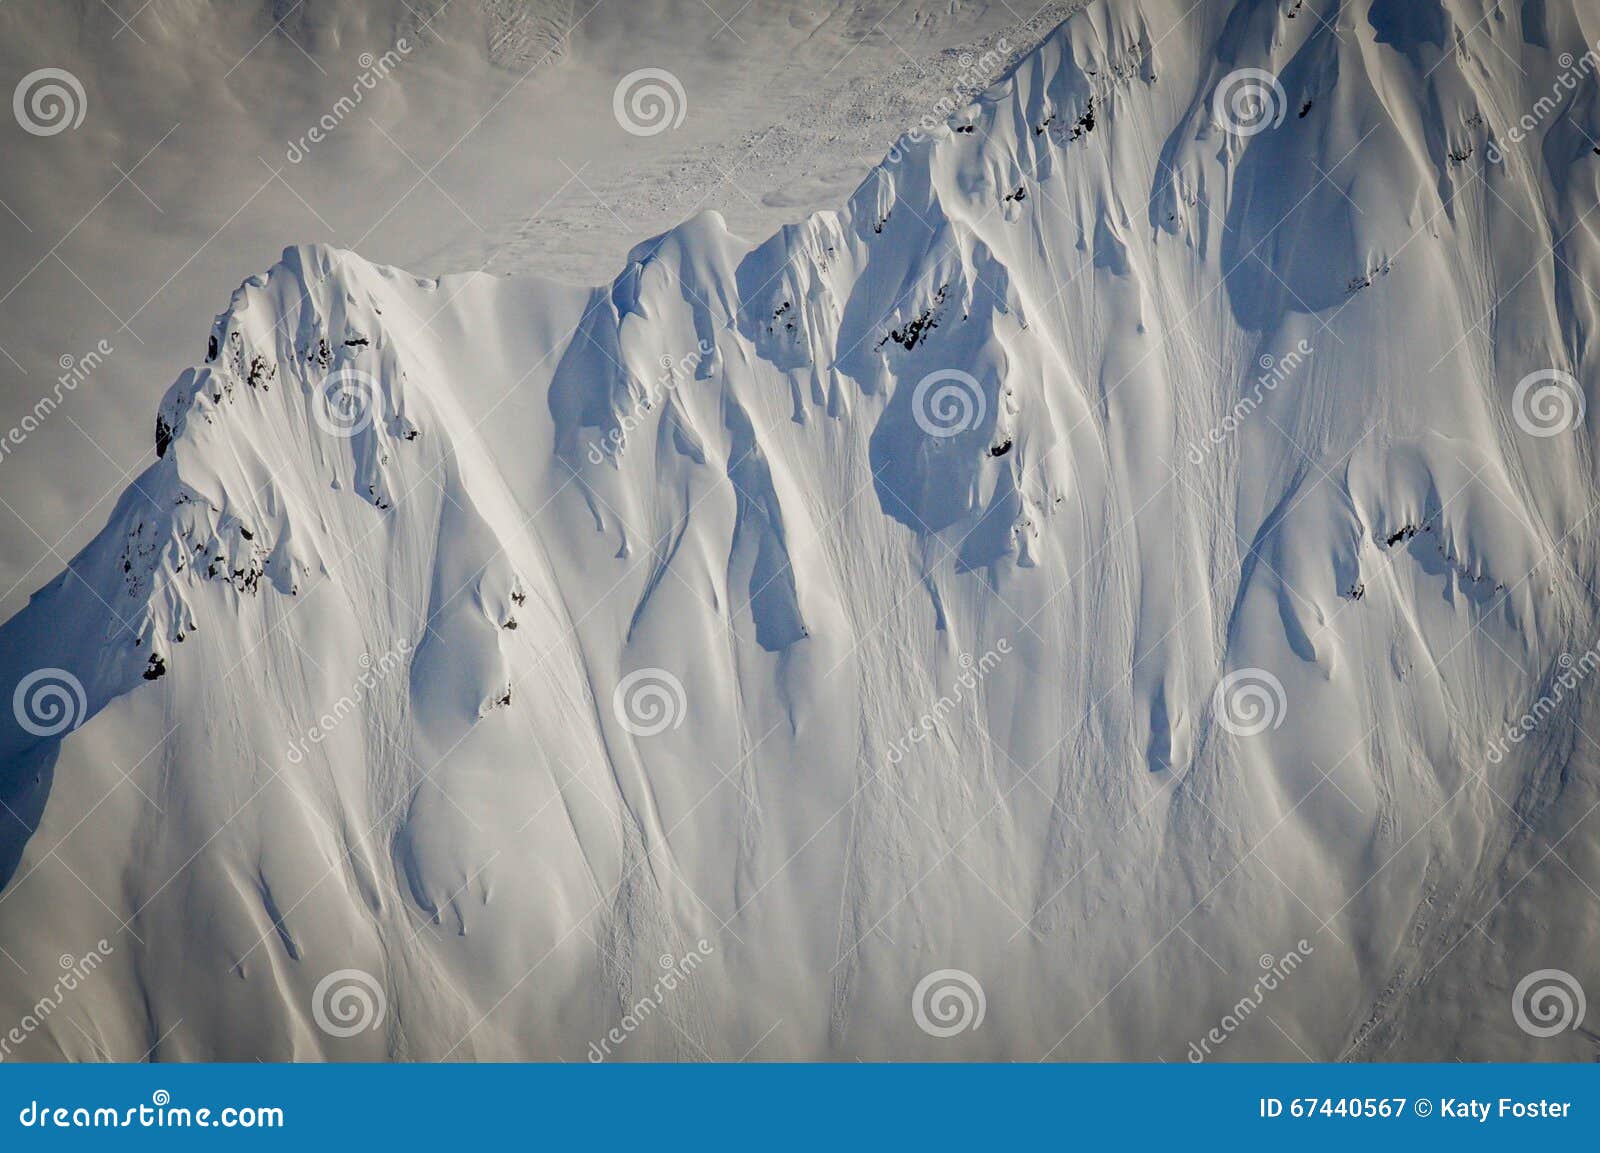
[0,0,1041,619]
[4,0,1600,1060]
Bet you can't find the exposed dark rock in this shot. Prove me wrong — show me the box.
[1066,96,1096,141]
[245,354,276,391]
[1384,523,1428,547]
[883,285,949,351]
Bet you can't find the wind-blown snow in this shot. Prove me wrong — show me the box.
[3,0,1600,1061]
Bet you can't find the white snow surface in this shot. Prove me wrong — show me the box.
[0,0,1053,614]
[4,0,1600,1060]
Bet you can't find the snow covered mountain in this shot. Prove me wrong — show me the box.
[4,0,1600,1061]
